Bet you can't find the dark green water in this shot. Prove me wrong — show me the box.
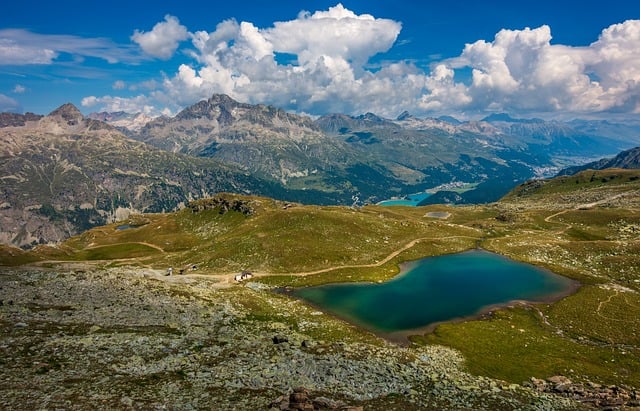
[293,250,576,334]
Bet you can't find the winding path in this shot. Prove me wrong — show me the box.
[85,241,166,253]
[544,191,636,225]
[269,235,477,277]
[163,235,481,286]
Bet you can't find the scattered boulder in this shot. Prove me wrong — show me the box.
[547,375,573,393]
[527,375,640,408]
[270,388,355,411]
[272,335,289,344]
[312,396,345,409]
[288,387,314,411]
[187,195,255,216]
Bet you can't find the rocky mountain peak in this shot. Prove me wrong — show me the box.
[357,112,386,123]
[175,94,243,122]
[87,111,154,132]
[87,111,128,122]
[207,93,240,107]
[48,103,84,126]
[396,111,413,121]
[437,115,462,125]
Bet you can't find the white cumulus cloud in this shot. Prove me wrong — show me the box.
[152,3,403,115]
[265,3,401,66]
[425,20,640,116]
[131,15,189,60]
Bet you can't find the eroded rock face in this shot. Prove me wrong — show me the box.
[133,94,340,185]
[0,112,42,128]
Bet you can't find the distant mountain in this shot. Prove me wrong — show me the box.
[481,113,544,124]
[437,115,462,125]
[567,119,640,146]
[557,146,640,176]
[0,112,43,127]
[130,95,412,202]
[474,115,629,157]
[396,111,413,121]
[87,111,154,132]
[316,112,548,203]
[313,112,401,133]
[0,103,324,248]
[316,109,640,204]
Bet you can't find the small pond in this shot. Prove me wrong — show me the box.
[293,250,577,337]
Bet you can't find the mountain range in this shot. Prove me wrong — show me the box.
[123,95,640,201]
[2,94,640,247]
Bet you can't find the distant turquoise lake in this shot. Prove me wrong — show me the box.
[377,192,431,206]
[293,250,576,336]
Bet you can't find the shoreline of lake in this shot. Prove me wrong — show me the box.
[286,250,581,345]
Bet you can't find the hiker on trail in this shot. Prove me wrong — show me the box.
[166,267,173,276]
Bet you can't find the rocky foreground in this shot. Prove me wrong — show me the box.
[0,267,585,410]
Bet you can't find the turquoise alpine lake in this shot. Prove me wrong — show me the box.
[293,250,576,335]
[377,192,431,206]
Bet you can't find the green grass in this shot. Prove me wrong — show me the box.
[74,243,162,260]
[564,227,608,241]
[547,285,640,345]
[505,169,640,199]
[156,201,483,274]
[416,305,640,387]
[0,245,42,266]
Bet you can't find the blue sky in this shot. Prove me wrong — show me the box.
[1,1,639,120]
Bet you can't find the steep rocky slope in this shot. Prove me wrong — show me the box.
[134,94,362,185]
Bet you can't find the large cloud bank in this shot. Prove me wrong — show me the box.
[82,4,640,118]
